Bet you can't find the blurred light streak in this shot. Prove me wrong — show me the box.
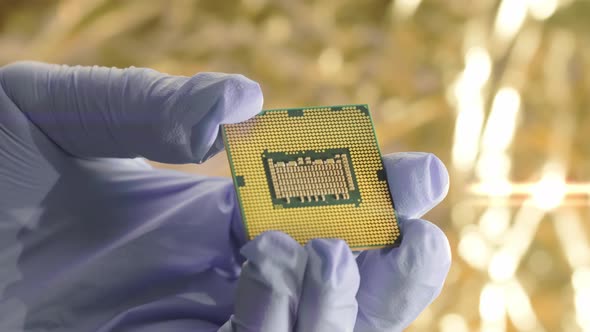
[474,155,510,187]
[480,325,507,332]
[479,207,511,243]
[451,94,484,171]
[502,26,542,89]
[481,277,542,331]
[473,87,521,251]
[572,267,590,331]
[451,47,491,172]
[464,197,589,207]
[480,283,507,331]
[475,87,520,186]
[458,226,493,270]
[481,88,521,153]
[527,0,558,21]
[439,313,470,332]
[469,182,590,196]
[551,208,590,268]
[494,0,528,42]
[472,179,513,198]
[531,166,567,211]
[504,280,542,331]
[553,210,590,330]
[489,249,518,282]
[462,48,493,89]
[488,200,546,280]
[392,0,422,19]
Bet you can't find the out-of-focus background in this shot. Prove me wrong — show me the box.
[1,0,589,331]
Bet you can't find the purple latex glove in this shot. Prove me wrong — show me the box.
[0,62,450,332]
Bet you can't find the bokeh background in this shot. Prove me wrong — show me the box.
[1,0,589,331]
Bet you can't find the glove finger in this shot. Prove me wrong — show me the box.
[219,231,307,332]
[295,239,359,332]
[0,61,262,163]
[354,218,451,332]
[383,152,449,220]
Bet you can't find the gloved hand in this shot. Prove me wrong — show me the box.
[0,61,450,332]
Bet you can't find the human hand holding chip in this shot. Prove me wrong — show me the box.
[220,152,451,332]
[0,62,450,332]
[222,106,450,331]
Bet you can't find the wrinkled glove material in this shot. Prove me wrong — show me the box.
[0,62,451,332]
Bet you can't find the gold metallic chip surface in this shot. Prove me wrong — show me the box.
[222,105,400,249]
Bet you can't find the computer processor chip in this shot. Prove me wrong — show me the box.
[222,104,400,249]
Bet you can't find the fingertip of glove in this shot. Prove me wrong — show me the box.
[305,238,360,288]
[425,153,449,204]
[240,231,306,269]
[383,152,449,219]
[169,72,262,163]
[306,238,349,256]
[227,74,263,122]
[206,72,263,124]
[397,219,451,285]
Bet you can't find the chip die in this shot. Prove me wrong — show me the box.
[223,104,400,249]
